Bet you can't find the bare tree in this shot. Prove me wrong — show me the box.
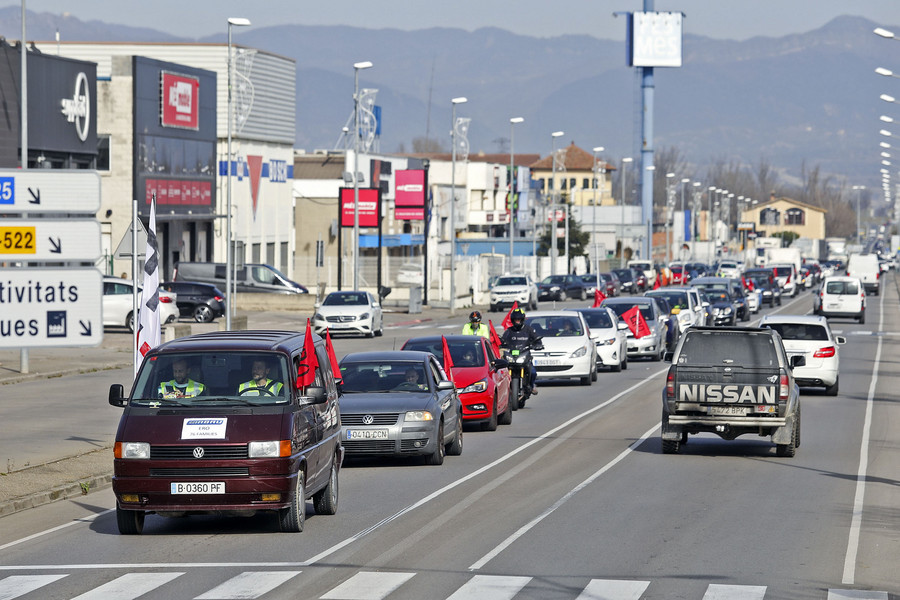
[412,136,446,153]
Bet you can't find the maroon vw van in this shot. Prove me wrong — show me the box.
[108,330,342,534]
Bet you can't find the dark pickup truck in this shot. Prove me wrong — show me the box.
[661,326,804,456]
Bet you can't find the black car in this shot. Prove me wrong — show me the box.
[537,274,589,301]
[612,268,644,294]
[691,276,749,322]
[160,281,226,323]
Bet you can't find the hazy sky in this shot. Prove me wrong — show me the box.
[18,0,900,41]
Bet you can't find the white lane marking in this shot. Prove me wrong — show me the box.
[194,571,302,599]
[303,369,668,568]
[468,423,659,571]
[0,574,67,599]
[828,590,889,599]
[320,571,415,599]
[0,509,114,553]
[0,563,305,571]
[407,325,431,329]
[702,584,767,600]
[575,578,650,600]
[446,575,531,600]
[841,285,884,585]
[71,572,184,600]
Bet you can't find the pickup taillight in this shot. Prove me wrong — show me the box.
[779,372,789,400]
[665,368,675,399]
[814,346,836,358]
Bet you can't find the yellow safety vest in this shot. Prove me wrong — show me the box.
[238,379,284,396]
[158,379,205,398]
[461,322,490,338]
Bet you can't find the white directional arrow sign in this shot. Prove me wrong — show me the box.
[0,169,101,214]
[0,219,101,261]
[0,268,102,348]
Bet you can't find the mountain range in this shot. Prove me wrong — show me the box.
[1,7,896,190]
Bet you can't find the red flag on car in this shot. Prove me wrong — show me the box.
[653,276,661,290]
[324,328,342,383]
[297,319,320,388]
[592,289,606,307]
[441,335,455,380]
[623,306,651,339]
[488,320,502,356]
[501,301,519,329]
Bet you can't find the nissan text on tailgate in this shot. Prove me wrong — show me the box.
[661,326,804,457]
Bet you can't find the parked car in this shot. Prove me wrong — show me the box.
[571,307,628,372]
[103,276,178,332]
[313,290,384,337]
[524,310,597,384]
[174,262,308,294]
[612,268,644,294]
[160,281,226,323]
[538,274,590,301]
[107,329,343,534]
[814,276,866,323]
[601,296,669,361]
[598,272,622,297]
[578,274,602,295]
[759,314,845,395]
[401,335,512,431]
[489,274,539,311]
[338,351,463,464]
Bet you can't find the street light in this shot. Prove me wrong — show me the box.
[508,117,524,271]
[876,67,900,80]
[680,177,690,247]
[450,96,467,315]
[875,27,898,40]
[225,16,251,331]
[351,60,373,292]
[621,157,633,262]
[549,130,564,276]
[853,185,865,242]
[591,146,605,279]
[665,173,675,264]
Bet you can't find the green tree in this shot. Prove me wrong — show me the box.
[537,210,590,271]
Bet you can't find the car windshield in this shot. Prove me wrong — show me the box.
[704,290,732,303]
[403,339,486,367]
[131,352,290,406]
[765,323,829,341]
[323,292,367,306]
[525,315,584,337]
[825,280,859,295]
[678,331,778,366]
[605,302,654,321]
[772,266,792,277]
[648,291,688,310]
[578,311,613,329]
[340,361,430,393]
[719,262,738,269]
[613,269,633,281]
[541,276,567,284]
[496,276,526,286]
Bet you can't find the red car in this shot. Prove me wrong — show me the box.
[402,335,512,431]
[669,264,690,285]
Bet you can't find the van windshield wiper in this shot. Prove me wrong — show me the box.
[138,397,191,407]
[192,396,272,406]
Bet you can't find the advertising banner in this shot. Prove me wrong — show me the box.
[394,169,425,221]
[160,71,200,130]
[340,188,380,227]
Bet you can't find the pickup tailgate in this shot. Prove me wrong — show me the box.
[671,365,783,421]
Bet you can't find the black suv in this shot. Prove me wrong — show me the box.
[161,281,226,323]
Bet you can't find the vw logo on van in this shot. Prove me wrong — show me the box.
[192,447,205,459]
[362,415,374,425]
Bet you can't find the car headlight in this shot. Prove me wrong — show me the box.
[359,312,369,320]
[405,410,434,422]
[115,441,149,459]
[460,378,488,394]
[314,313,325,321]
[723,307,732,314]
[597,337,617,346]
[249,440,291,457]
[550,286,560,291]
[571,344,589,358]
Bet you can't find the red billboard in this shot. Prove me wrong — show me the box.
[160,71,200,130]
[394,169,426,221]
[340,188,380,227]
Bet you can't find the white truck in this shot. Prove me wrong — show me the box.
[763,247,801,273]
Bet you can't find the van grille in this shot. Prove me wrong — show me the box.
[151,445,249,460]
[150,467,250,477]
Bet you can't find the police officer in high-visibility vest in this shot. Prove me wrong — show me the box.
[238,359,284,396]
[461,310,490,338]
[158,358,206,398]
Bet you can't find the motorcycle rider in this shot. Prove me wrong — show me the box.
[461,310,490,338]
[500,308,542,395]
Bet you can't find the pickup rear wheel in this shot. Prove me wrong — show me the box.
[776,419,798,458]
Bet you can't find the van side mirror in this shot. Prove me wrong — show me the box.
[109,384,126,407]
[302,386,327,404]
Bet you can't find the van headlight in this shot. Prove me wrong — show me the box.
[115,442,150,459]
[249,440,292,457]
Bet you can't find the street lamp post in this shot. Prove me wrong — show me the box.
[592,146,605,281]
[620,157,633,263]
[352,61,373,292]
[549,131,564,276]
[450,96,467,315]
[225,16,250,331]
[853,185,865,242]
[508,117,524,271]
[680,177,690,247]
[666,173,675,264]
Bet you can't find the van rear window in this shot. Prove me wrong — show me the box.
[677,331,777,367]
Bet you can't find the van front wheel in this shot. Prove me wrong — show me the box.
[279,472,306,532]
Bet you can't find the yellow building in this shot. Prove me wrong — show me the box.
[529,142,615,207]
[741,196,827,240]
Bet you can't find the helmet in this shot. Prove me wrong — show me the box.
[510,308,526,327]
[469,310,482,323]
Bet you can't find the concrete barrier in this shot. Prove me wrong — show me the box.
[220,315,249,331]
[234,293,317,312]
[164,324,192,342]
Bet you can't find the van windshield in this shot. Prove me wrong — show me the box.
[251,265,291,287]
[131,352,290,406]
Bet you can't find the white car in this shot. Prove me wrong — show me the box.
[102,276,178,332]
[489,274,538,311]
[524,310,597,385]
[759,314,845,395]
[716,260,743,279]
[770,263,798,297]
[571,307,628,372]
[644,287,705,334]
[313,290,384,337]
[814,276,866,323]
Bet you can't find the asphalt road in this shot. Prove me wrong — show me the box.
[0,284,897,600]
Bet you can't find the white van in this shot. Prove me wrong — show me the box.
[815,276,865,323]
[627,260,656,286]
[845,253,880,296]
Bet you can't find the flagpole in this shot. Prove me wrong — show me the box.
[132,198,138,375]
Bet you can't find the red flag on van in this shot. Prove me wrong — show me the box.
[324,328,342,383]
[297,319,319,388]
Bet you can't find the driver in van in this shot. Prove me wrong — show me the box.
[158,358,206,398]
[238,359,284,396]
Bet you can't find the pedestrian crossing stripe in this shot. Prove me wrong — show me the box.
[0,571,891,600]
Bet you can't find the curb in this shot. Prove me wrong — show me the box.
[0,473,113,518]
[0,363,132,386]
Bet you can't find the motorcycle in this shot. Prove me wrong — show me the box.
[503,340,541,410]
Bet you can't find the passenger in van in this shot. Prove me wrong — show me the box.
[158,358,206,398]
[238,359,284,396]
